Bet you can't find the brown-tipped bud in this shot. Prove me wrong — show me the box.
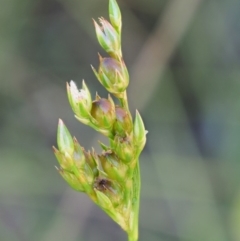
[110,136,134,164]
[98,151,128,182]
[113,106,132,136]
[91,98,115,130]
[92,56,129,95]
[94,177,123,207]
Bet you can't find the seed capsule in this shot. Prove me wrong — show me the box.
[91,97,115,130]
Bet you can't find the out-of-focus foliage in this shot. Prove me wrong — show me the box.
[1,0,240,241]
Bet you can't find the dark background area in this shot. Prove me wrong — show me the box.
[1,0,240,240]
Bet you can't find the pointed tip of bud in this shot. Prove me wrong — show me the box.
[95,92,101,100]
[108,93,113,102]
[92,18,97,26]
[109,0,122,34]
[133,110,146,147]
[91,65,100,82]
[66,81,70,89]
[98,52,103,61]
[69,80,76,87]
[73,136,78,143]
[52,146,58,153]
[81,79,89,93]
[58,118,64,126]
[57,119,74,154]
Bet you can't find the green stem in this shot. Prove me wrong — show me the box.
[119,90,129,111]
[127,161,141,241]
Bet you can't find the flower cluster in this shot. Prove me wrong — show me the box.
[53,1,147,240]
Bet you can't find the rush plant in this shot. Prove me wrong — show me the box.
[53,1,147,240]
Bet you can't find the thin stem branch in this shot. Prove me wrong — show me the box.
[119,90,129,111]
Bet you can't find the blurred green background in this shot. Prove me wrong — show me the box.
[1,0,240,240]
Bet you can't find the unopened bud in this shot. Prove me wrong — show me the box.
[133,110,147,156]
[67,80,92,123]
[109,0,122,34]
[53,146,73,171]
[57,119,74,155]
[110,136,134,164]
[94,177,123,207]
[99,151,128,182]
[84,149,98,177]
[95,189,113,210]
[92,56,129,95]
[57,167,85,192]
[93,18,121,58]
[71,139,95,186]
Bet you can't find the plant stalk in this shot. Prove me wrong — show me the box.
[127,161,140,241]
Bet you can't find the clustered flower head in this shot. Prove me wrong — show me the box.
[53,1,147,241]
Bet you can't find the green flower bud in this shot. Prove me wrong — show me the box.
[72,137,86,168]
[94,177,123,207]
[110,136,134,164]
[93,18,121,58]
[56,167,85,192]
[71,139,95,186]
[67,80,92,124]
[90,96,115,130]
[54,133,96,189]
[81,163,95,186]
[133,110,147,156]
[57,119,74,155]
[83,149,98,177]
[98,151,128,182]
[109,0,122,34]
[95,189,113,210]
[113,106,132,136]
[92,56,129,95]
[53,146,73,171]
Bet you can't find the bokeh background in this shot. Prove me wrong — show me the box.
[1,0,240,240]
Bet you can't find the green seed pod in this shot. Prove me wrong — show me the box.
[91,96,115,130]
[98,151,128,182]
[94,177,123,207]
[92,56,129,95]
[113,106,132,136]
